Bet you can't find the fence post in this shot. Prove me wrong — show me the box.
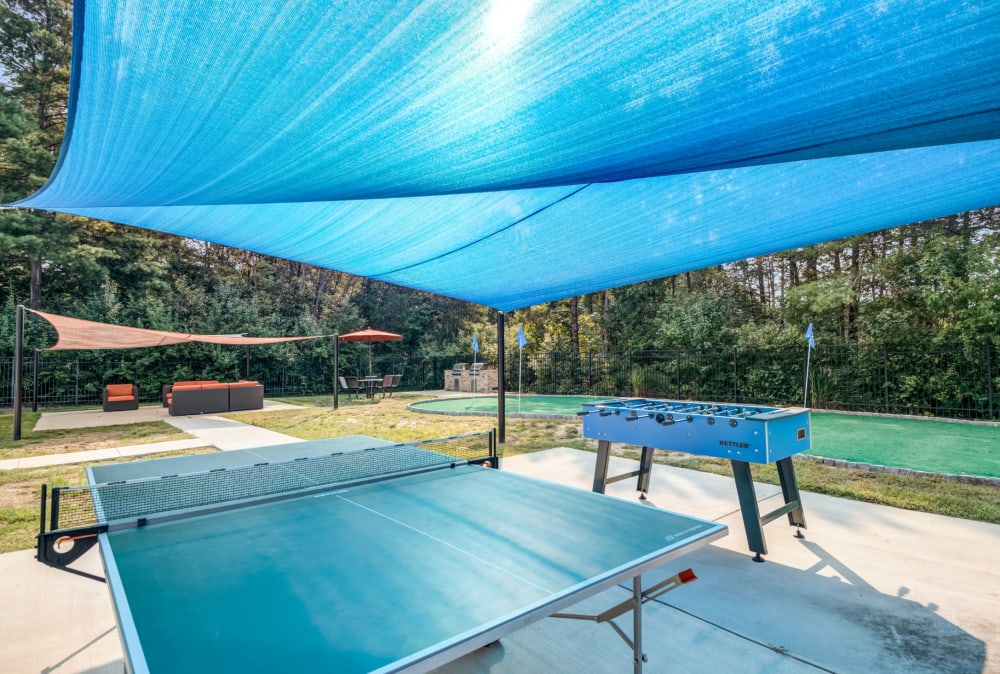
[627,350,632,397]
[75,357,80,407]
[32,349,39,412]
[987,342,994,419]
[675,351,681,398]
[732,346,738,402]
[882,344,890,414]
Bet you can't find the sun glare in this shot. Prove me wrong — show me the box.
[483,0,535,51]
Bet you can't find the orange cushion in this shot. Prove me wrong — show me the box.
[107,395,134,402]
[229,381,260,387]
[200,383,230,390]
[173,380,218,387]
[106,384,133,397]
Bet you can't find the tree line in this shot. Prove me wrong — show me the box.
[1,0,997,375]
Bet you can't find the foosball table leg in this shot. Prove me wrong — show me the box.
[593,440,613,493]
[776,457,807,537]
[591,442,656,500]
[636,446,654,499]
[730,460,768,562]
[731,458,808,561]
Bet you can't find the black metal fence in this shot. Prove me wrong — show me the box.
[2,342,996,420]
[505,342,996,420]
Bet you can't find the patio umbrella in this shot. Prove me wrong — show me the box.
[339,328,403,375]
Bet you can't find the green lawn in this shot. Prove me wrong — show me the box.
[809,412,999,478]
[0,396,997,556]
[413,398,1000,478]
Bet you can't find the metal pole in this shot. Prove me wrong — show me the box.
[632,575,643,674]
[733,346,738,402]
[627,350,632,396]
[803,345,812,408]
[675,350,681,398]
[496,311,506,444]
[333,335,339,409]
[518,342,523,414]
[882,343,890,413]
[12,305,24,440]
[32,349,39,412]
[986,342,994,419]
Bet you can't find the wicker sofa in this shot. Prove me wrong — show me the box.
[102,383,139,412]
[228,381,265,411]
[167,380,264,416]
[162,380,219,407]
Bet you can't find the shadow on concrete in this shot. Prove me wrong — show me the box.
[40,626,118,674]
[647,542,986,674]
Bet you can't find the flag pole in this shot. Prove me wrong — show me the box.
[515,325,527,414]
[803,346,811,408]
[803,322,815,407]
[518,348,523,414]
[471,334,479,403]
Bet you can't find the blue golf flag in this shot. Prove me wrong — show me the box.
[805,323,815,349]
[472,334,479,354]
[516,325,528,350]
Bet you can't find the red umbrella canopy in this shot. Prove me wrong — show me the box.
[339,329,403,375]
[338,329,403,343]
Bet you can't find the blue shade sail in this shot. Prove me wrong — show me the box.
[11,1,1000,310]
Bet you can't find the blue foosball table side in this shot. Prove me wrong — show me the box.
[580,398,811,562]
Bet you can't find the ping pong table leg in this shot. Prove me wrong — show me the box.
[592,440,612,493]
[553,570,698,672]
[632,575,644,674]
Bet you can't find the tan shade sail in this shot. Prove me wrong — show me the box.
[28,309,331,351]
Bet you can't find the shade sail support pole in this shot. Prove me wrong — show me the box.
[497,311,505,444]
[333,334,339,410]
[13,305,24,440]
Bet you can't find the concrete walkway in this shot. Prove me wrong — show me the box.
[2,411,998,673]
[0,402,303,470]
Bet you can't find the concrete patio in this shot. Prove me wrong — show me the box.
[2,433,997,673]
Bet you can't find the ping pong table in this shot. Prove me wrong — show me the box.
[37,432,726,673]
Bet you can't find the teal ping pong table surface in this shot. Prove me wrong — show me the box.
[85,435,727,673]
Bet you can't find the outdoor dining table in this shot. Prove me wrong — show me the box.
[359,376,383,398]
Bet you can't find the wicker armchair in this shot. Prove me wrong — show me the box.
[103,383,139,412]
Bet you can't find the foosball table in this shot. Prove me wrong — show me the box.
[579,398,811,561]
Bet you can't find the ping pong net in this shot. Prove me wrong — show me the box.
[37,431,496,579]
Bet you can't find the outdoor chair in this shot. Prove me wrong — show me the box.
[339,376,360,399]
[103,383,139,412]
[380,374,401,398]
